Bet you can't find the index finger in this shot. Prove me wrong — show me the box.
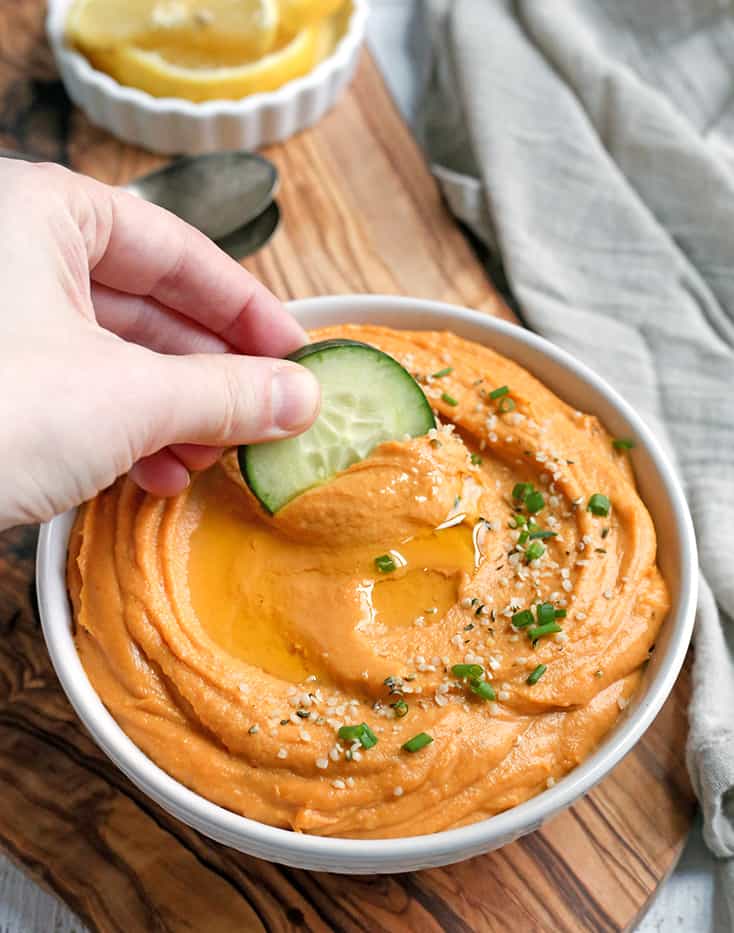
[78,174,306,357]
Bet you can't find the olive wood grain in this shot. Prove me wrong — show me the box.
[0,2,694,931]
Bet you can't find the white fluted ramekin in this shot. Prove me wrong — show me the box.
[36,296,697,875]
[46,0,368,154]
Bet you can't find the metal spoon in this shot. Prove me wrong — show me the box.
[125,151,278,241]
[215,201,280,260]
[0,148,278,244]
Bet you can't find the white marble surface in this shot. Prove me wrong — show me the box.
[0,2,718,930]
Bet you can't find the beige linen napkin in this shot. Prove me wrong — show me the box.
[419,1,734,924]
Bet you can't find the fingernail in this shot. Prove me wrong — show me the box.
[272,365,320,432]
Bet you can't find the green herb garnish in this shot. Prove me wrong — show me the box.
[469,679,496,700]
[528,529,557,540]
[512,482,533,501]
[527,664,547,685]
[554,608,567,619]
[498,397,516,413]
[375,554,397,573]
[441,392,458,406]
[528,622,562,642]
[402,732,433,753]
[535,603,556,626]
[587,494,611,517]
[432,367,453,379]
[338,723,378,749]
[612,438,636,451]
[524,490,545,514]
[391,698,408,718]
[489,385,510,399]
[451,663,485,680]
[470,453,483,465]
[525,541,545,562]
[512,609,535,628]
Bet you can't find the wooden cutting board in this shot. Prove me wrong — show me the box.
[0,3,695,931]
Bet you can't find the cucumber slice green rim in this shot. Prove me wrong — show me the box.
[238,338,436,514]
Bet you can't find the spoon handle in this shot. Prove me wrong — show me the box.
[0,148,48,162]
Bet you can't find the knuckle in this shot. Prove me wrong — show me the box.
[215,359,263,444]
[216,360,245,442]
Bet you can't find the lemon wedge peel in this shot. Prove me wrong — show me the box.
[66,0,279,63]
[85,23,326,102]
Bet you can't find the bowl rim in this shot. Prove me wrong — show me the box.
[45,0,369,115]
[37,294,698,868]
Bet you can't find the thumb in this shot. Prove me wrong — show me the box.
[126,350,320,497]
[143,352,321,449]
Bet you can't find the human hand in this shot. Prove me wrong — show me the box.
[0,158,320,530]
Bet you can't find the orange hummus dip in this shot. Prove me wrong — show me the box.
[67,325,669,838]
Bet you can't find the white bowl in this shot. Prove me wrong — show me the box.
[37,295,697,874]
[45,0,368,154]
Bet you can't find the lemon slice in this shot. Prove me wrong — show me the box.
[67,0,279,61]
[86,23,326,101]
[278,0,344,33]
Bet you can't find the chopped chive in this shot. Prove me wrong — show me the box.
[528,529,556,540]
[525,490,545,514]
[489,385,510,399]
[525,541,545,562]
[528,621,562,642]
[518,530,529,546]
[527,664,547,685]
[587,493,611,517]
[535,602,556,626]
[432,366,453,378]
[554,608,567,619]
[359,724,378,749]
[391,698,408,718]
[441,392,458,406]
[337,724,362,741]
[498,397,516,413]
[470,452,483,465]
[451,663,484,680]
[338,723,378,749]
[512,609,535,628]
[512,482,534,501]
[509,513,527,529]
[402,732,433,753]
[469,678,496,700]
[375,554,397,573]
[612,438,636,451]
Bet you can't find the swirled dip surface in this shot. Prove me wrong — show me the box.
[68,326,669,837]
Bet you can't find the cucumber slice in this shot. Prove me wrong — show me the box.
[239,339,436,513]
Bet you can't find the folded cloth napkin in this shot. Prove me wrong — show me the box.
[419,0,734,923]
